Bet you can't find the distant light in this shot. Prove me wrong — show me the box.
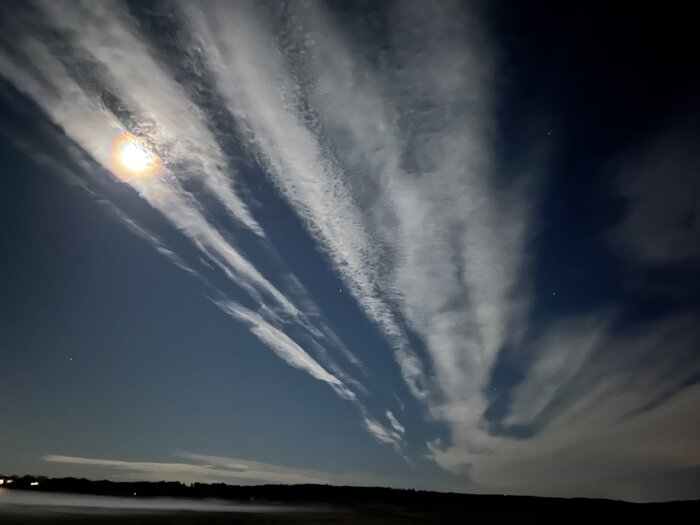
[0,479,5,485]
[111,132,162,181]
[30,481,39,486]
[6,479,13,484]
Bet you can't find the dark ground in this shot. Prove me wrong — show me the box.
[1,477,698,523]
[0,506,692,525]
[1,494,698,524]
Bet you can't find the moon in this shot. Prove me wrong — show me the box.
[111,132,162,181]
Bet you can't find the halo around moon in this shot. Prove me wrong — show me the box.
[111,132,162,181]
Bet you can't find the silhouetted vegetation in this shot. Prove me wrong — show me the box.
[2,473,699,525]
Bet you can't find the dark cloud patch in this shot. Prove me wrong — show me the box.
[610,121,700,269]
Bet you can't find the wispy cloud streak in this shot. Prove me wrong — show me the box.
[44,453,330,485]
[186,0,532,460]
[43,452,423,489]
[182,0,428,398]
[217,301,355,400]
[37,0,263,235]
[0,0,400,448]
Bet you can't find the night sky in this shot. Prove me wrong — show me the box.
[1,0,699,502]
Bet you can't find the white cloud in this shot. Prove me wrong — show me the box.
[217,301,355,400]
[386,410,405,436]
[503,314,608,427]
[432,314,700,501]
[609,124,700,267]
[361,416,402,448]
[43,452,426,490]
[0,0,401,449]
[185,0,532,459]
[216,302,407,452]
[468,381,700,502]
[182,0,429,398]
[0,3,287,315]
[37,0,263,236]
[44,453,329,485]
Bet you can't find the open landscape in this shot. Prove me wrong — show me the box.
[1,478,699,524]
[2,0,699,519]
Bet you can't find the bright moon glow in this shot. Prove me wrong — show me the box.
[111,132,161,181]
[120,140,153,172]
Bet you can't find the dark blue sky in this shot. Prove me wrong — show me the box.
[1,0,699,501]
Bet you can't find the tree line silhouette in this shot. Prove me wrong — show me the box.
[1,473,698,522]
